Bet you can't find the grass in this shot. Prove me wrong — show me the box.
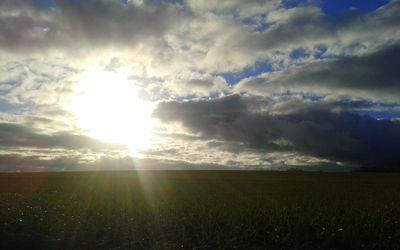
[0,171,400,249]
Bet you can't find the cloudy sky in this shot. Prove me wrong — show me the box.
[1,0,400,171]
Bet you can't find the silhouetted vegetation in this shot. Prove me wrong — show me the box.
[0,171,400,249]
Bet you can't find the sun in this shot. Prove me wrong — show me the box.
[67,67,157,155]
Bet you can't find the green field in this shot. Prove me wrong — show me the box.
[1,171,400,249]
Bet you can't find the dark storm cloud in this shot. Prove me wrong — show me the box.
[0,122,124,151]
[154,95,400,168]
[237,43,400,100]
[242,94,375,115]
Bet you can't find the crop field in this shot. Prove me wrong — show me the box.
[0,171,400,249]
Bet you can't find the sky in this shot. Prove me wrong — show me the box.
[0,0,400,172]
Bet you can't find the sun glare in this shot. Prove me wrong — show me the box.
[67,67,157,155]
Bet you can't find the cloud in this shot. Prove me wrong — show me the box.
[201,0,400,72]
[0,0,186,52]
[0,153,233,172]
[236,43,400,101]
[334,0,400,53]
[162,73,229,96]
[0,122,125,151]
[186,0,280,17]
[0,1,50,51]
[0,153,139,172]
[1,0,399,69]
[0,154,80,172]
[154,95,400,168]
[2,0,399,96]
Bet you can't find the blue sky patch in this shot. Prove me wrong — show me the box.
[218,61,273,85]
[240,15,270,32]
[281,0,311,9]
[321,0,390,17]
[290,48,310,60]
